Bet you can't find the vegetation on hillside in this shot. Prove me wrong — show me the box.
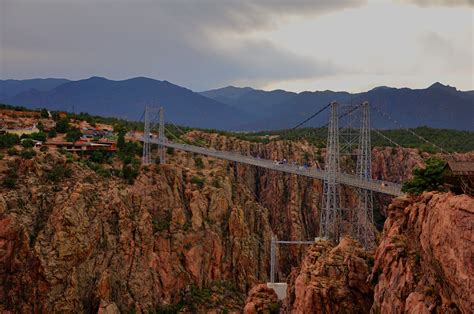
[1,103,473,152]
[401,158,446,194]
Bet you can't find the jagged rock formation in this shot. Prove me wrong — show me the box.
[0,153,271,312]
[370,192,474,313]
[260,192,473,313]
[1,130,473,312]
[243,284,279,314]
[281,237,373,313]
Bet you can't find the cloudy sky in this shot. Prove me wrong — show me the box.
[0,0,472,92]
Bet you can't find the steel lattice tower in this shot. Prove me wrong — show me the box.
[320,102,342,241]
[142,106,166,165]
[158,107,166,164]
[142,106,151,165]
[355,102,375,248]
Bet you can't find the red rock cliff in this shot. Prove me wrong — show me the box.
[370,192,474,313]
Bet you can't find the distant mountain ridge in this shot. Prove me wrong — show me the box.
[1,77,251,130]
[0,78,70,99]
[200,86,296,118]
[1,77,473,131]
[202,82,474,131]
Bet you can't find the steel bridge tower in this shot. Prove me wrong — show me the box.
[142,106,166,165]
[320,102,342,241]
[142,106,151,165]
[355,102,375,248]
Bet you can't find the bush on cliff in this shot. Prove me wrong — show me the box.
[402,158,446,194]
[190,176,205,188]
[122,163,139,184]
[20,149,36,159]
[47,164,72,183]
[3,161,20,188]
[0,133,19,148]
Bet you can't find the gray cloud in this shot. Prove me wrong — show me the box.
[399,0,474,7]
[0,0,362,90]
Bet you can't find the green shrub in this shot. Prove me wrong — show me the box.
[90,150,106,163]
[30,132,47,142]
[190,176,205,188]
[7,147,18,156]
[402,158,446,194]
[0,153,4,160]
[0,133,20,148]
[122,164,139,184]
[21,139,34,148]
[96,167,111,177]
[117,129,126,150]
[47,164,72,183]
[65,127,82,142]
[48,129,57,138]
[212,177,221,188]
[166,147,175,155]
[152,210,172,233]
[55,118,70,133]
[40,146,49,152]
[20,149,36,159]
[194,157,204,169]
[3,177,17,188]
[3,161,19,188]
[40,108,49,118]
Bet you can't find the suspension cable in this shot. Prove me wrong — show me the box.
[372,129,401,147]
[168,117,209,147]
[320,102,363,128]
[290,103,331,130]
[371,104,449,154]
[138,110,145,123]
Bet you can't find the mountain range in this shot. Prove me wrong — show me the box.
[1,77,473,131]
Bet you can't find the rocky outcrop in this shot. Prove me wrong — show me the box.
[371,192,474,313]
[283,238,373,313]
[243,284,279,314]
[0,153,271,312]
[2,129,473,312]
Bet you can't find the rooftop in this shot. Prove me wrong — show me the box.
[445,161,474,175]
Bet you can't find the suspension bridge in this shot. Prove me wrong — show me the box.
[140,101,421,248]
[146,138,402,196]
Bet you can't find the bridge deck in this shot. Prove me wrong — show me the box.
[150,139,403,196]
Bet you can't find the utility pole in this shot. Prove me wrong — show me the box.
[320,102,341,242]
[355,102,375,248]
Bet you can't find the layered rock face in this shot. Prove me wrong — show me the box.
[262,193,473,314]
[282,237,373,313]
[0,153,273,312]
[2,129,473,313]
[371,192,474,313]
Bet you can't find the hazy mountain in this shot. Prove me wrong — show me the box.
[200,86,297,118]
[0,78,70,99]
[2,77,472,131]
[2,77,251,130]
[237,83,474,131]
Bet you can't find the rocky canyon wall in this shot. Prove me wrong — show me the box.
[279,192,473,313]
[1,131,473,313]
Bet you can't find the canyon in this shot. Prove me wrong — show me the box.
[1,132,473,313]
